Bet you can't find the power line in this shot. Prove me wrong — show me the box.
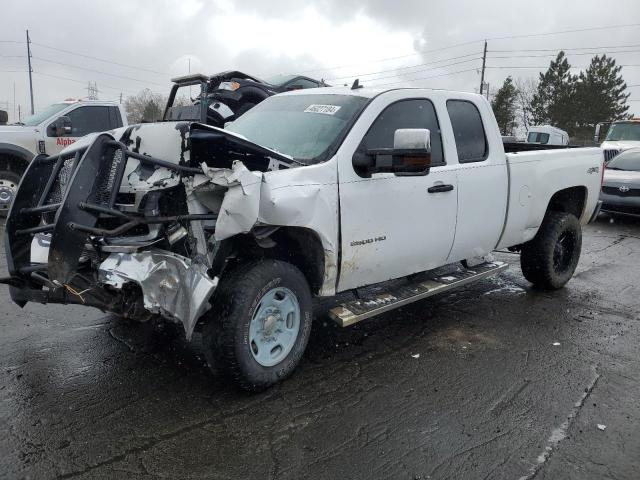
[324,52,482,81]
[490,43,640,53]
[488,49,640,60]
[31,42,171,76]
[366,68,478,88]
[33,71,141,96]
[486,22,640,41]
[328,57,481,84]
[32,56,168,87]
[292,39,484,75]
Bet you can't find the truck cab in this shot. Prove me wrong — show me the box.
[0,99,127,213]
[597,119,640,162]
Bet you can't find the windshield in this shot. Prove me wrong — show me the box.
[605,122,640,142]
[225,94,369,163]
[262,74,297,86]
[22,103,69,126]
[607,149,640,171]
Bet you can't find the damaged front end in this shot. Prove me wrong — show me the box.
[2,122,297,339]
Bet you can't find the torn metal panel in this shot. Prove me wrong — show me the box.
[258,161,340,295]
[99,250,218,339]
[200,161,263,241]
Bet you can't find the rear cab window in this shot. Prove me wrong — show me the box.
[446,100,488,163]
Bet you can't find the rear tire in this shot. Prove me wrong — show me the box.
[520,211,582,290]
[202,259,313,392]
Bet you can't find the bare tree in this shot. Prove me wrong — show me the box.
[514,77,537,134]
[123,88,168,123]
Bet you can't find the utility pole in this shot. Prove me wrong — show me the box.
[18,105,21,122]
[119,92,123,104]
[13,82,16,123]
[479,40,487,96]
[26,30,34,115]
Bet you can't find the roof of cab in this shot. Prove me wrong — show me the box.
[279,85,487,101]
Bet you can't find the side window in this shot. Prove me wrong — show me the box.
[66,106,111,136]
[108,106,123,129]
[446,100,488,163]
[358,99,445,167]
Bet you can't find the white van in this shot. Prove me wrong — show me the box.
[526,125,569,146]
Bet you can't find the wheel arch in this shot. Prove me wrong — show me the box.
[544,185,588,221]
[0,143,34,175]
[220,226,326,295]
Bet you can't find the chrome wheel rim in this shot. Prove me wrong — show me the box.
[249,287,301,367]
[0,178,17,211]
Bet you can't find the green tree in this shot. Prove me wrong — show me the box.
[530,51,578,134]
[576,54,630,129]
[491,76,518,135]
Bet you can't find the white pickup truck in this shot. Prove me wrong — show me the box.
[2,86,603,390]
[0,99,127,213]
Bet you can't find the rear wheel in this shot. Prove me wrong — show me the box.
[520,211,582,290]
[202,259,313,391]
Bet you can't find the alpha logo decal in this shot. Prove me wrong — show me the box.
[56,137,76,147]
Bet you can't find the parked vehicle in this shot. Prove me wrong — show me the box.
[600,147,640,217]
[595,118,640,162]
[526,125,569,146]
[0,99,127,213]
[2,86,603,391]
[164,71,326,127]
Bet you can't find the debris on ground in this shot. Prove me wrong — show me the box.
[597,424,607,431]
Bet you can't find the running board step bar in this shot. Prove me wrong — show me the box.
[329,261,508,327]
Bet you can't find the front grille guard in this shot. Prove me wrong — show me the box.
[5,133,214,291]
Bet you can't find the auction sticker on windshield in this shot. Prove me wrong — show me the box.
[304,104,342,115]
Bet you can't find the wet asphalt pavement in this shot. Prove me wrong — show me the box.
[1,216,639,480]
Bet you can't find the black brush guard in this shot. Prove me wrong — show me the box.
[2,133,212,309]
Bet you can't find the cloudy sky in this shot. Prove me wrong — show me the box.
[1,0,639,121]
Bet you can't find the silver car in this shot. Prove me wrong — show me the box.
[600,148,640,217]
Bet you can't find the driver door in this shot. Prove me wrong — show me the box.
[44,105,112,156]
[337,97,458,291]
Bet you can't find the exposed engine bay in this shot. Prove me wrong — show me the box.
[4,121,336,339]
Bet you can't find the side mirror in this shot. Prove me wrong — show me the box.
[48,116,72,137]
[594,124,601,144]
[352,128,433,177]
[391,128,432,174]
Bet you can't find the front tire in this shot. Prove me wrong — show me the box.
[0,169,21,217]
[520,211,582,290]
[202,260,313,391]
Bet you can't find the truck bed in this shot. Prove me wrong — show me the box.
[497,147,603,250]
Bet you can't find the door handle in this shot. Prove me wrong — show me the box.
[428,184,454,193]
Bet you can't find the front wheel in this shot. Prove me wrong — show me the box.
[0,169,21,217]
[520,211,582,290]
[202,260,313,391]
